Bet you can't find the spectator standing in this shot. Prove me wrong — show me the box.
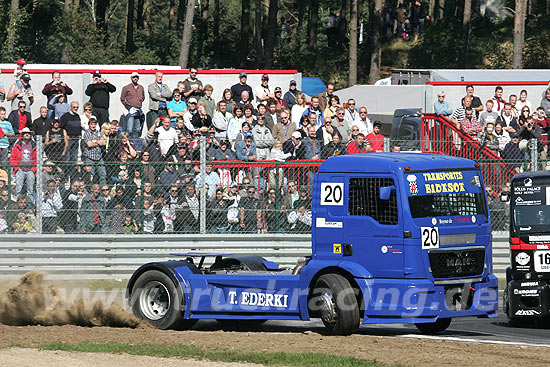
[479,100,499,127]
[235,132,257,161]
[120,72,145,143]
[434,92,452,117]
[518,116,542,154]
[366,121,385,152]
[231,72,254,104]
[291,93,307,128]
[7,73,33,111]
[283,80,300,108]
[156,116,179,157]
[176,184,200,232]
[212,100,233,140]
[410,0,426,36]
[303,126,321,159]
[315,83,335,112]
[0,107,14,162]
[42,71,73,119]
[273,87,287,112]
[343,99,359,127]
[540,88,550,116]
[85,71,116,125]
[346,133,372,154]
[59,101,81,166]
[8,100,32,135]
[516,89,532,112]
[235,90,254,111]
[44,120,68,163]
[492,86,506,114]
[32,106,53,137]
[497,103,519,133]
[352,107,373,136]
[462,85,484,117]
[459,107,483,138]
[272,110,296,143]
[167,89,188,125]
[10,127,36,199]
[80,102,96,131]
[322,133,346,159]
[220,88,235,112]
[316,118,341,146]
[252,115,274,160]
[302,96,325,128]
[451,95,471,126]
[207,188,233,232]
[501,134,522,173]
[195,163,221,197]
[49,94,70,121]
[82,118,107,185]
[183,97,198,132]
[79,184,107,233]
[59,180,81,233]
[42,179,63,233]
[323,95,341,121]
[191,103,213,134]
[255,74,273,105]
[199,84,216,117]
[239,185,262,233]
[182,67,204,102]
[264,101,281,131]
[148,71,172,126]
[479,122,500,154]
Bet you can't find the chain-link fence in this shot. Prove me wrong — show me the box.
[0,132,546,234]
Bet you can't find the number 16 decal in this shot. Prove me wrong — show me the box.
[421,227,439,249]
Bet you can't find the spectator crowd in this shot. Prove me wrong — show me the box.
[0,62,390,235]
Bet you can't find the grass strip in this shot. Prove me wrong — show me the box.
[39,341,390,367]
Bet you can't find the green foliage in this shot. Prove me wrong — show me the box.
[523,16,550,69]
[409,18,463,68]
[40,341,390,367]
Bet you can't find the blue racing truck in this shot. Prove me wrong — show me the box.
[127,153,498,335]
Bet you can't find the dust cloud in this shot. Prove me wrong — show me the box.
[0,272,141,328]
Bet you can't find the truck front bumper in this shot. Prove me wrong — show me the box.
[507,279,550,318]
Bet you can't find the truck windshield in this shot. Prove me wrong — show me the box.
[404,169,487,218]
[511,177,550,233]
[409,193,488,218]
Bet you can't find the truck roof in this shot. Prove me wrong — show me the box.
[511,170,550,183]
[319,153,477,173]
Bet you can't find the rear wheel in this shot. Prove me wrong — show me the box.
[312,273,360,335]
[130,270,195,330]
[415,318,452,334]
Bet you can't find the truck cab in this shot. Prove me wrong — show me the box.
[504,171,550,325]
[127,153,498,335]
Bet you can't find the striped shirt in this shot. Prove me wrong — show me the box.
[82,128,103,161]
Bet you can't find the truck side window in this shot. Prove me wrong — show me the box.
[349,178,398,225]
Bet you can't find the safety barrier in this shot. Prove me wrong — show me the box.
[0,233,510,280]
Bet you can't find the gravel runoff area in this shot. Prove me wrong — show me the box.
[1,324,550,367]
[0,347,262,367]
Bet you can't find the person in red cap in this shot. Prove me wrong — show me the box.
[14,59,26,80]
[255,74,274,105]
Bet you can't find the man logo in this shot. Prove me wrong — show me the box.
[516,252,530,266]
[524,178,533,187]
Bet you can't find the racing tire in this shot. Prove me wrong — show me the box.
[312,273,360,335]
[130,270,195,330]
[415,318,452,335]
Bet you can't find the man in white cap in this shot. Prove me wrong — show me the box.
[231,72,254,103]
[120,72,145,147]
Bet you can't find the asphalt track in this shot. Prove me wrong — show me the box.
[100,290,550,347]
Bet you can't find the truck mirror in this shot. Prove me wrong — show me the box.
[380,185,396,200]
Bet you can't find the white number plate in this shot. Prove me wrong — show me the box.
[320,183,344,206]
[534,250,550,272]
[421,227,440,250]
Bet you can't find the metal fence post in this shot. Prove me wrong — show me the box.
[199,135,206,234]
[36,135,44,234]
[384,137,390,152]
[530,138,538,172]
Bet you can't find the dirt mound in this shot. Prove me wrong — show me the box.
[0,272,140,328]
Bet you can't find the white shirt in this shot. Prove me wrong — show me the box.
[254,84,271,105]
[156,126,179,155]
[80,113,97,131]
[291,104,307,128]
[353,117,373,136]
[183,110,196,132]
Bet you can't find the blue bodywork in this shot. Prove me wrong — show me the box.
[128,153,498,325]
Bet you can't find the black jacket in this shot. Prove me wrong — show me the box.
[85,82,116,108]
[8,110,32,134]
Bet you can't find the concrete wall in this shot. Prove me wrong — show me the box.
[334,85,424,114]
[0,65,300,124]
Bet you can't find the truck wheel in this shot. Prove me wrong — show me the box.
[313,273,360,335]
[415,318,452,334]
[131,270,194,330]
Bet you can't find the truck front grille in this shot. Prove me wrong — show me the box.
[428,247,485,279]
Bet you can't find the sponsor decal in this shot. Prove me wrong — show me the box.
[515,309,541,316]
[438,218,453,224]
[407,175,418,194]
[529,235,550,242]
[454,216,470,223]
[521,282,539,287]
[227,291,289,308]
[431,218,437,226]
[333,243,342,254]
[316,217,343,229]
[471,215,476,224]
[515,195,542,206]
[524,178,533,187]
[422,171,466,194]
[381,245,388,254]
[515,252,530,266]
[514,289,540,296]
[380,245,402,254]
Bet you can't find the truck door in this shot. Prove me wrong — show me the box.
[343,175,404,278]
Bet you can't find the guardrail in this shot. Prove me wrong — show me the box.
[0,234,511,280]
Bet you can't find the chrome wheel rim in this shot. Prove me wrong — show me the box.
[139,281,170,320]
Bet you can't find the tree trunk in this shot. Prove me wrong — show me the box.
[126,0,135,52]
[6,0,20,58]
[239,0,251,68]
[64,0,72,12]
[297,0,305,30]
[96,0,110,36]
[213,0,220,64]
[308,0,319,49]
[137,0,145,28]
[547,0,550,15]
[358,0,365,43]
[179,0,196,68]
[169,0,176,30]
[349,0,358,86]
[255,0,264,67]
[177,0,185,27]
[340,0,347,18]
[513,0,527,68]
[439,0,445,19]
[460,0,471,68]
[368,0,383,84]
[263,0,278,68]
[196,0,209,64]
[428,0,435,18]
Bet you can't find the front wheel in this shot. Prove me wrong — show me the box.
[415,318,452,334]
[312,273,360,335]
[130,270,195,330]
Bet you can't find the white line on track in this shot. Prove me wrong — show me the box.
[399,334,550,348]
